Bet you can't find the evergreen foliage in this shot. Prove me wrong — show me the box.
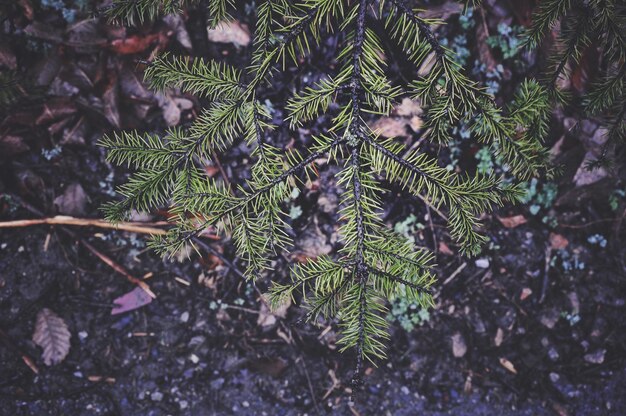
[522,0,625,166]
[100,0,553,388]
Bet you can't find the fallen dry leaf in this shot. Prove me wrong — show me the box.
[111,286,153,315]
[258,295,291,328]
[573,152,608,187]
[451,332,467,358]
[33,308,71,366]
[369,98,423,138]
[109,33,161,55]
[0,44,17,70]
[370,117,409,138]
[520,287,533,301]
[164,14,193,50]
[156,92,193,126]
[18,0,34,20]
[438,241,454,256]
[549,233,569,250]
[499,357,518,374]
[36,98,77,125]
[497,215,527,228]
[207,21,251,47]
[0,135,30,156]
[54,183,88,216]
[475,13,497,71]
[494,328,504,347]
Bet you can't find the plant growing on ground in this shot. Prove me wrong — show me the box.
[521,0,626,166]
[100,0,552,388]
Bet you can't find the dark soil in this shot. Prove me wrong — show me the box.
[1,1,625,415]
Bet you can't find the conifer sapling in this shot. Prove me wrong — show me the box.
[100,0,552,388]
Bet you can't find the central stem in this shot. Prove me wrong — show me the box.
[348,0,370,393]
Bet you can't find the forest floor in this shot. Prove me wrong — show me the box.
[1,1,625,415]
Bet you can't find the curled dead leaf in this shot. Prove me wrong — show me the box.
[499,357,517,374]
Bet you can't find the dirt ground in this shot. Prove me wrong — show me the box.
[1,1,625,415]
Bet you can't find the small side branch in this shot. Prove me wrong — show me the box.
[368,266,433,294]
[179,136,344,243]
[389,0,445,59]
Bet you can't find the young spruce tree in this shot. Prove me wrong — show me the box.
[100,0,551,388]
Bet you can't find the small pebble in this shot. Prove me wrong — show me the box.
[180,311,190,323]
[548,347,560,361]
[400,386,410,395]
[242,401,250,408]
[189,353,199,364]
[78,331,88,341]
[475,258,490,269]
[151,391,163,402]
[179,400,189,410]
[584,349,606,364]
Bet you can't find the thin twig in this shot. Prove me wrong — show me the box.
[8,195,156,298]
[0,215,168,235]
[79,239,156,299]
[442,262,467,286]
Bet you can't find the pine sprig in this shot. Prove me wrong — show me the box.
[144,53,242,100]
[102,0,555,390]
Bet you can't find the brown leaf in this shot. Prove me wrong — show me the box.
[248,357,288,377]
[119,66,154,119]
[0,44,17,70]
[36,98,77,125]
[109,33,161,55]
[18,0,34,20]
[499,357,518,374]
[573,152,608,187]
[23,22,64,43]
[102,75,121,129]
[475,14,497,72]
[497,215,527,228]
[451,332,467,358]
[0,135,30,156]
[297,221,332,257]
[111,287,153,315]
[370,117,408,138]
[494,328,504,347]
[549,233,569,250]
[257,295,291,328]
[395,97,422,117]
[164,14,192,50]
[54,183,88,216]
[571,45,599,93]
[369,98,423,138]
[33,308,71,366]
[207,21,251,47]
[438,241,454,256]
[520,287,533,301]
